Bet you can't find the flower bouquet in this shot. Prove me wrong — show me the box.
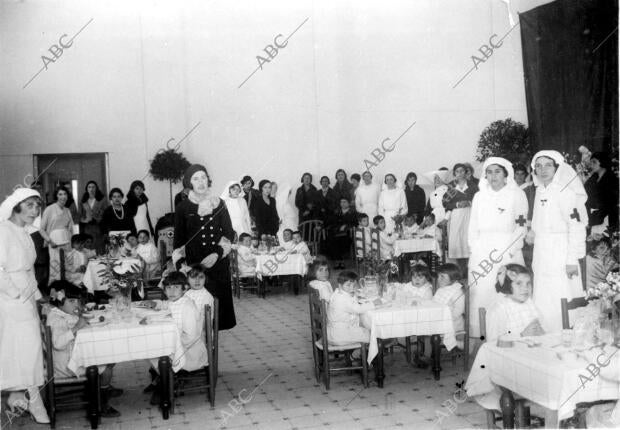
[360,250,399,297]
[392,214,406,237]
[97,258,143,319]
[587,271,620,314]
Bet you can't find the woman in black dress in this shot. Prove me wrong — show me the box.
[100,188,137,236]
[174,164,236,330]
[585,152,619,232]
[253,180,279,237]
[295,172,320,223]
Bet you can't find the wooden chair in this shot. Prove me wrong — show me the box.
[308,288,369,390]
[41,323,96,429]
[230,248,263,298]
[172,300,219,408]
[59,248,66,281]
[298,220,326,256]
[561,297,589,329]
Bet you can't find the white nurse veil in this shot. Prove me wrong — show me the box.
[220,181,244,200]
[478,157,517,192]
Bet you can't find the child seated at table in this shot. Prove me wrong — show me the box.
[355,213,373,259]
[327,270,381,347]
[586,237,619,291]
[291,231,313,264]
[486,264,544,343]
[185,265,215,331]
[236,233,257,277]
[308,257,333,302]
[278,229,294,252]
[136,229,160,281]
[373,215,396,261]
[401,214,419,237]
[433,263,465,348]
[120,233,139,257]
[46,280,121,417]
[65,234,88,286]
[397,263,433,302]
[82,233,97,259]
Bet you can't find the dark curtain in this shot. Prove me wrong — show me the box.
[520,0,618,155]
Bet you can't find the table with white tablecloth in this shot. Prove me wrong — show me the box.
[67,306,185,426]
[82,258,142,293]
[393,237,436,257]
[360,299,457,386]
[466,333,620,427]
[255,253,308,278]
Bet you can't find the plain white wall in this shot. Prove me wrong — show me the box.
[0,0,550,220]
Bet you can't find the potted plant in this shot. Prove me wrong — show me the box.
[149,148,191,212]
[475,118,532,165]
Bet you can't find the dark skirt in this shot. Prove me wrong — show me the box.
[203,256,236,331]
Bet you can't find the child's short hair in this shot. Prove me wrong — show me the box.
[283,228,293,235]
[137,229,150,238]
[513,163,528,175]
[437,263,461,283]
[357,213,368,223]
[310,256,330,280]
[373,215,384,225]
[337,270,359,285]
[49,280,84,307]
[188,264,206,279]
[351,173,361,182]
[125,232,137,241]
[410,264,432,283]
[495,264,531,295]
[71,234,85,247]
[239,233,251,242]
[162,271,188,288]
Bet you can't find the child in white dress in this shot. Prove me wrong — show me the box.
[277,229,294,252]
[486,264,544,343]
[291,231,313,264]
[236,233,257,277]
[396,264,433,303]
[46,280,121,417]
[120,233,138,257]
[184,265,215,332]
[355,213,373,259]
[433,264,465,347]
[65,234,88,286]
[308,257,333,302]
[82,233,97,259]
[136,230,160,281]
[401,214,419,237]
[373,215,396,261]
[327,271,381,346]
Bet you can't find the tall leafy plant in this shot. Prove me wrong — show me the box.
[149,149,191,212]
[476,118,532,165]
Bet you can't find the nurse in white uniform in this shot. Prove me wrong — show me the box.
[355,171,381,220]
[528,150,587,332]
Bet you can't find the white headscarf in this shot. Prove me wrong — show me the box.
[275,183,292,215]
[220,181,245,200]
[0,188,40,222]
[421,169,452,187]
[478,157,517,193]
[530,150,588,219]
[381,174,403,191]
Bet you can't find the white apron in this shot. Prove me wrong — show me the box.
[0,221,44,391]
[447,207,471,259]
[134,203,150,234]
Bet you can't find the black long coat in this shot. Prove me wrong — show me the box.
[174,198,236,330]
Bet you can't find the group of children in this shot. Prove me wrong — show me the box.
[44,265,216,416]
[62,229,161,288]
[309,258,466,352]
[234,229,313,278]
[354,212,438,261]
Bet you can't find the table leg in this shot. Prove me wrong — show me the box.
[430,334,441,380]
[293,275,300,295]
[158,356,172,420]
[499,389,515,429]
[86,365,100,429]
[515,401,530,428]
[373,340,385,388]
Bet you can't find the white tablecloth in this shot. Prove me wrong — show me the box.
[255,253,307,278]
[67,310,185,375]
[83,258,142,293]
[361,299,457,364]
[393,237,436,256]
[466,333,620,421]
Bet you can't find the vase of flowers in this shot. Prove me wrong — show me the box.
[392,214,406,238]
[587,271,620,314]
[97,258,143,319]
[105,233,126,258]
[361,250,399,297]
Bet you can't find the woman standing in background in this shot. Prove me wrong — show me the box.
[80,180,108,253]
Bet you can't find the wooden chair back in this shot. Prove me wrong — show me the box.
[479,308,487,341]
[369,228,380,257]
[158,239,168,270]
[561,297,588,329]
[298,220,325,256]
[59,248,66,280]
[308,288,329,353]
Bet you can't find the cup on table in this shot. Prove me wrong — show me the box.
[561,329,574,347]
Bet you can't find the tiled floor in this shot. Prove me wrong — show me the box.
[1,285,488,430]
